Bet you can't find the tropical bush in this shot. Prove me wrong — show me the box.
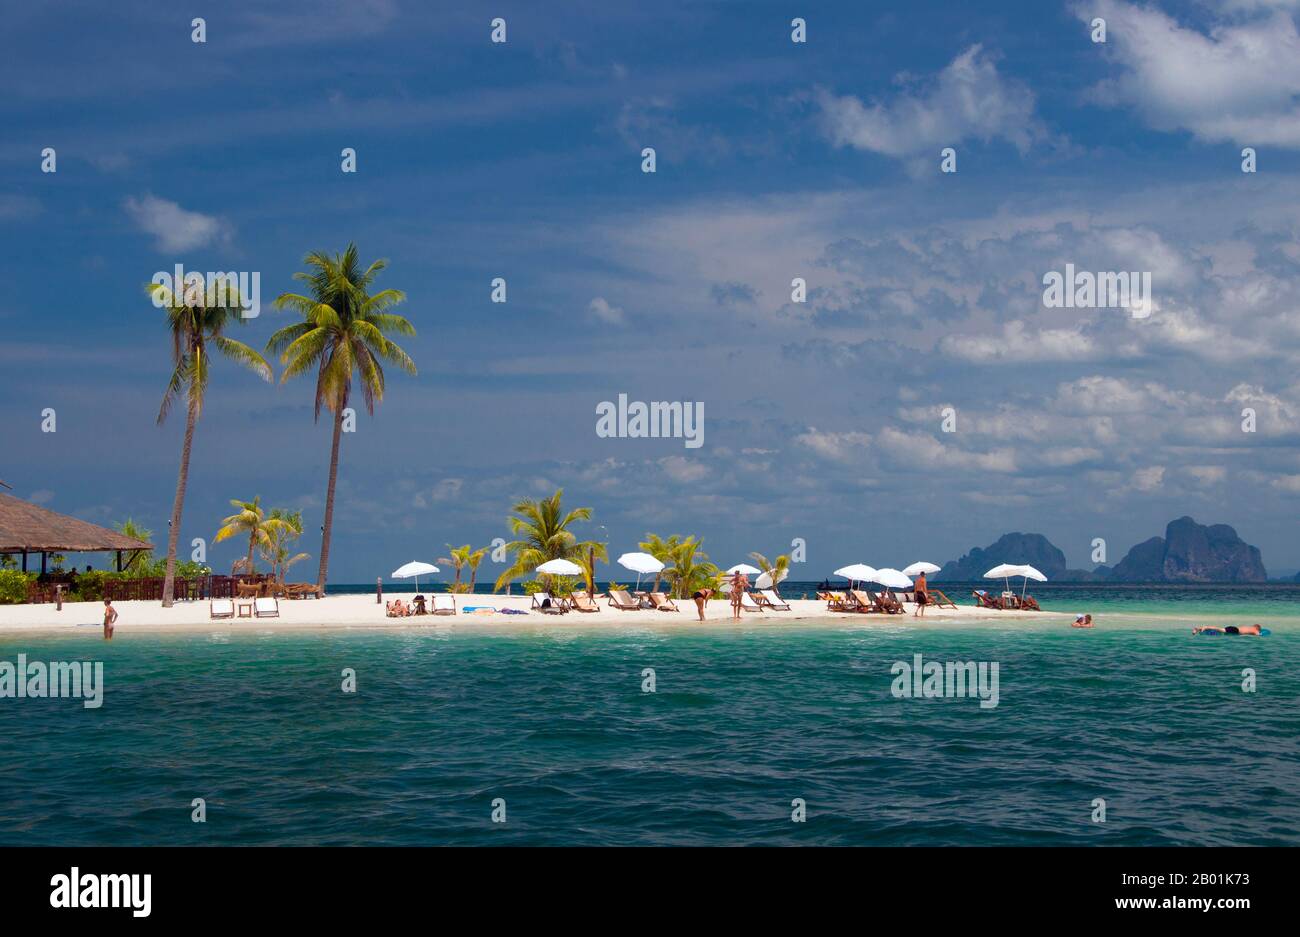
[0,570,34,604]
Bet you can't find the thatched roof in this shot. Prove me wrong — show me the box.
[0,492,154,553]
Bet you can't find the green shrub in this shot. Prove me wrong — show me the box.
[0,570,34,604]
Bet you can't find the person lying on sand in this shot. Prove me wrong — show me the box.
[1072,613,1093,628]
[386,599,410,617]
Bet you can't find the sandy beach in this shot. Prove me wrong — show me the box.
[0,592,1068,636]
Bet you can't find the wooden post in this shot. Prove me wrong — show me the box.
[55,584,63,611]
[116,551,123,572]
[376,577,382,604]
[21,552,27,572]
[41,552,48,575]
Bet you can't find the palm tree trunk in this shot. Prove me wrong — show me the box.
[161,399,198,608]
[316,403,345,591]
[246,531,256,573]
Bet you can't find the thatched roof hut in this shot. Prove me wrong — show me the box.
[0,492,153,571]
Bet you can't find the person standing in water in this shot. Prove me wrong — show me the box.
[102,598,117,640]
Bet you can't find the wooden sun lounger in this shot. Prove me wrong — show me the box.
[971,590,1005,609]
[755,590,790,611]
[648,592,679,612]
[254,597,280,618]
[823,591,854,611]
[210,598,234,619]
[569,592,599,612]
[929,589,958,609]
[869,590,905,614]
[532,591,567,614]
[739,591,764,612]
[847,590,875,612]
[607,589,641,611]
[432,594,456,615]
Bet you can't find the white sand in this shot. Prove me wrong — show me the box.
[0,592,1067,637]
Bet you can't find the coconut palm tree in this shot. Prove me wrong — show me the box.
[465,545,490,593]
[259,508,309,585]
[214,497,288,574]
[638,533,680,593]
[664,537,720,599]
[494,489,605,591]
[268,244,417,591]
[152,280,271,607]
[437,544,471,591]
[749,551,792,596]
[114,519,155,568]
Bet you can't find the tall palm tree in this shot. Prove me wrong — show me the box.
[494,489,605,591]
[639,533,680,593]
[749,551,792,596]
[259,508,309,585]
[269,244,417,591]
[664,537,721,599]
[152,280,271,607]
[214,496,288,574]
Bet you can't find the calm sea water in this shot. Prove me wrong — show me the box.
[2,587,1297,846]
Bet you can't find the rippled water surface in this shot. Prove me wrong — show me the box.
[1,619,1297,845]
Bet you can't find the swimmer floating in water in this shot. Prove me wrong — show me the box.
[1192,623,1264,636]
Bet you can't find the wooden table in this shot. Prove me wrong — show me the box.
[237,602,253,618]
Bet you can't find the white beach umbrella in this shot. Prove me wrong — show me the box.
[536,558,584,576]
[983,563,1047,599]
[872,567,914,591]
[902,561,941,577]
[725,563,762,575]
[833,564,877,587]
[391,561,440,593]
[754,568,789,590]
[618,551,665,589]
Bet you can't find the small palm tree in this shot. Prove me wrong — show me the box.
[438,544,471,591]
[214,497,288,574]
[494,489,606,591]
[664,537,720,599]
[465,546,490,593]
[114,519,155,567]
[152,279,271,606]
[260,508,309,585]
[639,533,680,593]
[269,244,417,591]
[749,551,792,596]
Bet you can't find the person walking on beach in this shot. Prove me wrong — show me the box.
[102,598,117,640]
[730,572,746,621]
[692,587,713,622]
[913,571,929,617]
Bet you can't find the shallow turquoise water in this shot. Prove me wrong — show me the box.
[1,613,1296,846]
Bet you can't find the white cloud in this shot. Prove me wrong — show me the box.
[659,456,709,483]
[1082,0,1300,147]
[123,195,225,252]
[815,45,1043,161]
[794,428,872,461]
[587,297,626,325]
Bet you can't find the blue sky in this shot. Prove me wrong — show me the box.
[3,0,1300,580]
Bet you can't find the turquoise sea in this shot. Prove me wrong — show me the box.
[1,584,1297,846]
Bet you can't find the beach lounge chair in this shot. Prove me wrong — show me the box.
[531,592,566,614]
[930,589,958,610]
[739,591,764,612]
[755,590,791,611]
[210,598,234,619]
[254,597,279,618]
[971,590,1004,610]
[847,590,876,612]
[869,590,905,614]
[823,591,853,611]
[569,592,599,613]
[1017,595,1041,611]
[607,589,641,611]
[647,592,679,612]
[285,583,321,599]
[432,594,456,615]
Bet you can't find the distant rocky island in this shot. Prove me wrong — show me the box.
[935,517,1267,583]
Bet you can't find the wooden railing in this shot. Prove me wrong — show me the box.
[22,574,278,603]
